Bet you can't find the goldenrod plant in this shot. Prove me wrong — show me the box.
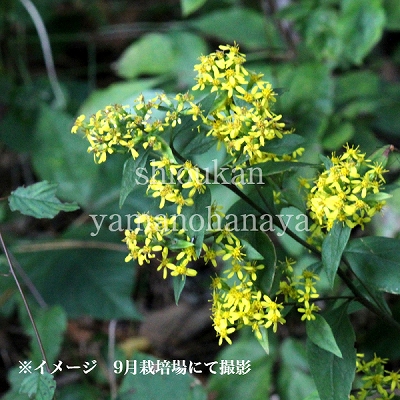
[72,44,400,400]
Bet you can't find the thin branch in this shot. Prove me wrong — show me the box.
[0,232,50,373]
[13,240,127,253]
[108,320,118,400]
[19,0,66,109]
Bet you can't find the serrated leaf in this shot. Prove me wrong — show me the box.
[322,221,351,288]
[120,149,150,208]
[181,0,207,16]
[307,304,356,400]
[306,314,342,358]
[9,181,79,219]
[344,237,400,294]
[173,275,186,305]
[19,372,56,400]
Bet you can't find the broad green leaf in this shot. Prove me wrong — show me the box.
[344,237,400,294]
[307,304,356,400]
[173,275,186,305]
[181,0,207,16]
[12,226,140,320]
[303,8,341,64]
[115,33,176,79]
[78,79,161,117]
[168,31,208,87]
[321,221,351,288]
[31,105,124,209]
[240,238,264,261]
[263,134,304,155]
[190,8,280,50]
[306,314,342,358]
[338,0,385,65]
[384,0,400,30]
[8,181,79,219]
[209,330,276,400]
[120,149,150,208]
[322,121,354,150]
[20,305,67,366]
[278,338,318,400]
[19,372,56,400]
[118,352,207,400]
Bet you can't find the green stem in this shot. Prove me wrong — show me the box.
[171,144,400,330]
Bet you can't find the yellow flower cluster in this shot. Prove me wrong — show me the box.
[192,43,304,165]
[211,255,321,345]
[71,97,167,163]
[123,213,198,278]
[307,144,388,245]
[147,159,205,214]
[350,354,400,400]
[277,259,321,321]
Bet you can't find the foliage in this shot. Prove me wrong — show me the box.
[1,0,400,399]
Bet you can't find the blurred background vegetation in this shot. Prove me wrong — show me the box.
[1,0,400,398]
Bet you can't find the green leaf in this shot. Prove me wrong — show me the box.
[209,330,276,400]
[255,161,315,177]
[8,181,79,219]
[19,372,56,400]
[13,226,140,320]
[344,237,400,294]
[306,314,342,358]
[115,33,176,79]
[120,149,150,208]
[384,0,400,30]
[256,326,269,354]
[338,0,385,65]
[78,79,161,117]
[20,305,67,366]
[322,121,354,150]
[321,221,351,288]
[307,304,356,400]
[181,0,207,16]
[190,8,280,50]
[278,338,318,400]
[263,134,304,155]
[168,31,208,87]
[118,352,207,400]
[180,187,211,256]
[168,239,194,251]
[173,274,186,305]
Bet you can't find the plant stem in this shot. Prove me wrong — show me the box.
[0,232,51,373]
[171,144,400,330]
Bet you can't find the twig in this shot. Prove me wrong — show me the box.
[0,232,50,373]
[13,240,127,253]
[19,0,65,109]
[108,320,118,400]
